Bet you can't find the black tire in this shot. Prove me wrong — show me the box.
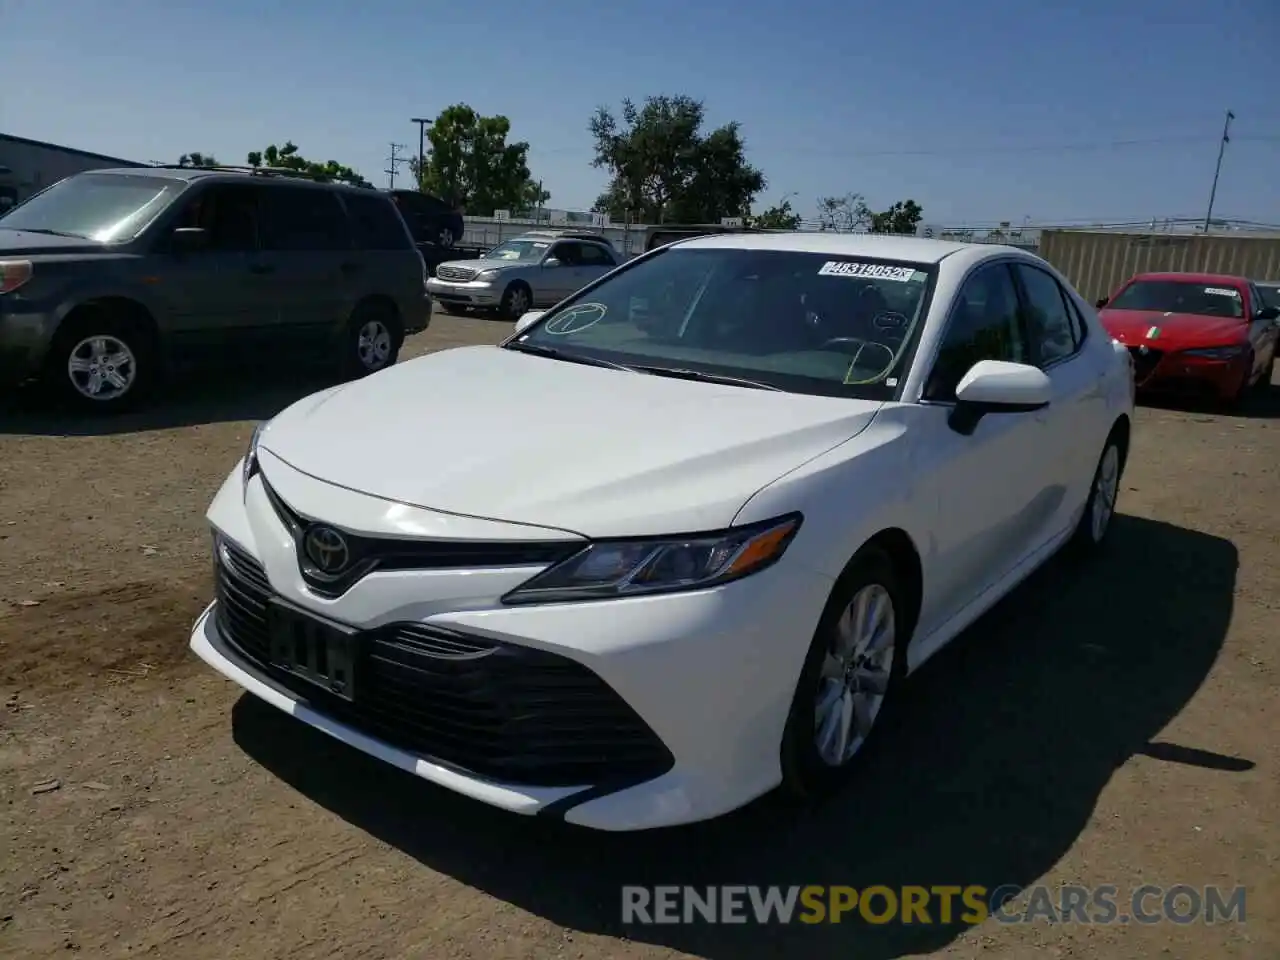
[45,308,157,413]
[499,282,533,322]
[1068,429,1126,554]
[437,227,456,248]
[339,300,402,379]
[779,546,907,800]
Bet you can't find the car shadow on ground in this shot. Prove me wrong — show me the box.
[0,366,340,437]
[232,514,1240,960]
[1139,380,1280,420]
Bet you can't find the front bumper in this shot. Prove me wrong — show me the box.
[425,276,500,308]
[189,456,834,830]
[0,298,57,386]
[1125,345,1250,398]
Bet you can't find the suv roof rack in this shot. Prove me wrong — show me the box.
[151,163,371,185]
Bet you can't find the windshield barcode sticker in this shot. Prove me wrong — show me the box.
[1204,287,1239,297]
[818,261,915,282]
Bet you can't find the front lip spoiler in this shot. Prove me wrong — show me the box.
[200,605,663,822]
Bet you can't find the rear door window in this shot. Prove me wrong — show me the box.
[259,186,350,251]
[345,193,412,250]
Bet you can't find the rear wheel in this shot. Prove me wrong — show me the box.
[46,309,156,412]
[1069,431,1124,553]
[340,301,402,378]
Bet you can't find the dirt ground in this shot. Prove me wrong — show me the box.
[1,309,1276,959]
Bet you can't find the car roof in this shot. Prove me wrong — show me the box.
[1127,271,1249,285]
[668,231,982,264]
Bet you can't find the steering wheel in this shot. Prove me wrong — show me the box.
[820,337,871,352]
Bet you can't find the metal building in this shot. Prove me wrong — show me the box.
[0,133,147,209]
[1040,228,1280,301]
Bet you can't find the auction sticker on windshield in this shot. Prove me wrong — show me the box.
[1204,287,1239,297]
[818,262,918,282]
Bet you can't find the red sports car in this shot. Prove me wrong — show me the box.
[1096,272,1279,404]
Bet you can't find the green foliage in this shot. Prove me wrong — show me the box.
[870,199,924,235]
[816,193,871,232]
[750,200,802,230]
[177,152,218,168]
[245,142,371,187]
[589,95,765,223]
[409,104,547,215]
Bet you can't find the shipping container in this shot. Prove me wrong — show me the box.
[1039,229,1280,302]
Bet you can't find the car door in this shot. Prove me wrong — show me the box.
[257,184,356,353]
[538,241,585,304]
[153,182,280,365]
[1011,261,1107,537]
[1246,282,1279,378]
[910,262,1055,637]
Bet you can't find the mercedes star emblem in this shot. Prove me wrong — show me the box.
[303,525,350,574]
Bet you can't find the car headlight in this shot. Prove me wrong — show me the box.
[1183,345,1246,359]
[475,269,500,282]
[242,421,266,489]
[501,513,802,604]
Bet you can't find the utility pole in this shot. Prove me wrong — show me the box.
[385,143,407,190]
[410,118,431,191]
[1203,109,1234,234]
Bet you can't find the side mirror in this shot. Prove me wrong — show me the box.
[542,258,561,268]
[1094,296,1109,309]
[948,360,1052,436]
[514,310,545,334]
[1257,305,1279,322]
[170,226,208,252]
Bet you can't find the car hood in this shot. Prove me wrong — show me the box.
[1099,308,1248,348]
[0,228,105,256]
[438,258,519,274]
[260,345,882,537]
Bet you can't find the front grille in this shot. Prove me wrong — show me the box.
[435,265,477,282]
[1127,346,1163,383]
[261,480,581,599]
[212,544,674,788]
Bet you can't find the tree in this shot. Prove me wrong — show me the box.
[178,152,218,167]
[816,193,871,232]
[408,104,547,215]
[589,94,765,223]
[870,199,923,235]
[750,199,802,230]
[245,142,371,187]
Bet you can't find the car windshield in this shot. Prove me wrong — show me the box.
[1257,284,1280,310]
[509,246,936,399]
[485,238,550,262]
[0,173,181,242]
[1108,279,1245,319]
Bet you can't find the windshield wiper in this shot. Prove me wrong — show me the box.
[504,340,634,371]
[627,365,783,391]
[3,227,86,238]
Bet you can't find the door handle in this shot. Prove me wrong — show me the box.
[248,263,275,275]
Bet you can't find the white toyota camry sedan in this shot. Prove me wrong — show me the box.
[190,232,1135,831]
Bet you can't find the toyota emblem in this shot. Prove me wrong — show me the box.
[303,525,350,574]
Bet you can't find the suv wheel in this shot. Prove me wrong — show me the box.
[500,282,532,321]
[341,301,402,378]
[437,227,456,248]
[48,310,155,412]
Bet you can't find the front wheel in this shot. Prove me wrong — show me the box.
[499,282,532,322]
[779,547,905,800]
[340,302,402,378]
[47,311,156,412]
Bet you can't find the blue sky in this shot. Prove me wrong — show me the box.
[3,0,1277,226]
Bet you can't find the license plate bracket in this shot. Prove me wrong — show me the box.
[267,602,358,701]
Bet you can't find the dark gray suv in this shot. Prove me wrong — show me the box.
[0,166,431,410]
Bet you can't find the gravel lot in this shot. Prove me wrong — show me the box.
[1,308,1276,959]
